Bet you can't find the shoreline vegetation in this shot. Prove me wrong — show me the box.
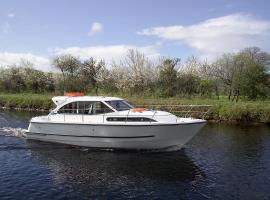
[1,93,270,124]
[1,47,270,124]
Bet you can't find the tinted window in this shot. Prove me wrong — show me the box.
[106,100,134,111]
[58,102,78,114]
[92,101,113,114]
[78,101,94,114]
[58,101,113,114]
[106,117,156,122]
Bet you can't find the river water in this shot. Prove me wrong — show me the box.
[0,110,270,200]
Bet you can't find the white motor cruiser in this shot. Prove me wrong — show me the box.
[26,93,206,150]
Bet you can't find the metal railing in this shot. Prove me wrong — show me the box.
[136,104,212,119]
[48,111,171,123]
[47,105,212,123]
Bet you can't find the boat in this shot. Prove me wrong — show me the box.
[26,93,206,150]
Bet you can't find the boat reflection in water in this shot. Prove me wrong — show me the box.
[26,140,204,198]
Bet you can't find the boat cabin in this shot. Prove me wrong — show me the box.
[52,96,134,115]
[48,96,160,123]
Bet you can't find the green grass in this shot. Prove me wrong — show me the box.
[0,93,270,123]
[0,93,54,110]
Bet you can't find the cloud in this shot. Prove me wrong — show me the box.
[7,13,15,18]
[0,52,51,71]
[138,14,270,60]
[88,22,103,36]
[53,44,160,63]
[0,45,159,72]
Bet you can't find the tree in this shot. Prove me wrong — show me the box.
[176,73,201,96]
[111,49,158,94]
[109,61,133,94]
[209,47,270,101]
[23,67,55,93]
[241,47,270,65]
[209,53,236,100]
[198,79,216,97]
[52,54,81,92]
[158,58,180,97]
[1,66,25,92]
[237,47,270,99]
[97,67,117,94]
[240,63,269,99]
[81,58,106,95]
[124,49,158,94]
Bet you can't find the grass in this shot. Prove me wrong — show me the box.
[1,93,270,123]
[0,93,54,110]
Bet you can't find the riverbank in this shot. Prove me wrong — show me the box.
[0,93,270,124]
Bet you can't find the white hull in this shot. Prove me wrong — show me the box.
[26,121,206,150]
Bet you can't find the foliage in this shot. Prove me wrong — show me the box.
[110,49,158,95]
[240,63,269,99]
[209,47,270,100]
[1,93,270,123]
[0,46,269,102]
[176,73,200,96]
[198,79,216,97]
[52,54,81,92]
[158,58,179,97]
[80,58,106,94]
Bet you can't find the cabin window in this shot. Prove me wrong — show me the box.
[106,117,156,122]
[58,102,78,114]
[58,101,113,114]
[105,100,134,111]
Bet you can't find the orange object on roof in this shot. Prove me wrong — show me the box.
[64,92,85,97]
[130,108,147,113]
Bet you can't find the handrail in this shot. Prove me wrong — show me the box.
[185,105,193,118]
[150,111,157,124]
[126,109,131,123]
[137,104,212,119]
[136,104,212,107]
[50,104,212,123]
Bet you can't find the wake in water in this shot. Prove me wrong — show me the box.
[0,127,27,138]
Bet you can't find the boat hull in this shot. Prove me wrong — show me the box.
[26,121,206,150]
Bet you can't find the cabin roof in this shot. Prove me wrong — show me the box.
[52,96,124,106]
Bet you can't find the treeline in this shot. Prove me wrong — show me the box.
[0,47,269,101]
[0,61,55,93]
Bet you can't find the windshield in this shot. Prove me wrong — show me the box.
[105,100,134,111]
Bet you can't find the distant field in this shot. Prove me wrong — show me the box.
[0,93,270,123]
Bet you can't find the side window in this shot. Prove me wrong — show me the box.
[69,101,113,115]
[93,102,113,114]
[78,101,94,114]
[58,102,78,114]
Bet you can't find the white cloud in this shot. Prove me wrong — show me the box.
[0,45,159,72]
[0,52,51,71]
[88,22,103,36]
[7,13,15,18]
[53,44,160,63]
[138,14,270,60]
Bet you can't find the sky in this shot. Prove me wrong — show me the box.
[0,0,270,71]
